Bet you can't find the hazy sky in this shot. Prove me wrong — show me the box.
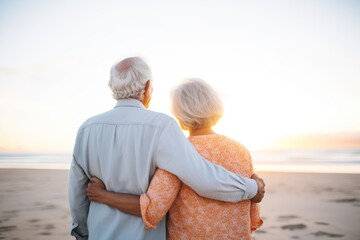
[1,0,360,153]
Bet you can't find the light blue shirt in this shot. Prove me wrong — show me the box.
[68,99,258,240]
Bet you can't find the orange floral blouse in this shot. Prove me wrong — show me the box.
[140,134,263,239]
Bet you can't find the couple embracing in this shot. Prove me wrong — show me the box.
[68,57,265,240]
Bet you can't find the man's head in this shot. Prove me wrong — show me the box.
[109,57,153,108]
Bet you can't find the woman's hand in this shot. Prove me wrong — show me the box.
[86,176,142,216]
[87,176,106,202]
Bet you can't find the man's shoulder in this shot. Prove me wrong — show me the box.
[78,109,113,129]
[78,108,175,131]
[142,109,175,125]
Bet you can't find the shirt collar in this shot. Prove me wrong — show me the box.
[114,99,145,109]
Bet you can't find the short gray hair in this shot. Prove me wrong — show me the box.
[171,78,224,130]
[109,57,152,100]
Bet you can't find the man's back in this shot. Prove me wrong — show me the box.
[71,99,169,239]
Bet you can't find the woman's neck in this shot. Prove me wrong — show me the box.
[189,127,215,136]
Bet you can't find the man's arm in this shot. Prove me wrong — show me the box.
[251,174,265,203]
[68,155,90,240]
[155,118,264,202]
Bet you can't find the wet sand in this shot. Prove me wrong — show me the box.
[0,169,72,240]
[253,172,360,240]
[0,169,359,239]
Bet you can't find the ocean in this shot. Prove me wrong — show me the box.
[252,149,360,174]
[0,149,360,173]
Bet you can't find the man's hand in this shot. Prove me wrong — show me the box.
[87,176,106,202]
[251,173,265,203]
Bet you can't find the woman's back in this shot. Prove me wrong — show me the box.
[167,134,262,240]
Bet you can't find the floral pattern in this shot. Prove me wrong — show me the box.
[140,134,263,239]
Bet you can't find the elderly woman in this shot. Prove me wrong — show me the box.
[87,78,263,239]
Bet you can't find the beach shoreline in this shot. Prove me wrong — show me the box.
[0,169,359,240]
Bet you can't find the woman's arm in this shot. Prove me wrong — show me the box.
[140,169,182,229]
[250,203,263,231]
[247,153,263,231]
[87,169,182,229]
[87,177,141,216]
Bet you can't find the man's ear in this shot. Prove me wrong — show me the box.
[144,80,151,96]
[142,80,152,108]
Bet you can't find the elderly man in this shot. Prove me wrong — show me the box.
[68,57,265,240]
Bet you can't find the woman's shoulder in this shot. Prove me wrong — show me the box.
[189,134,253,176]
[216,135,250,152]
[189,134,251,157]
[221,135,252,158]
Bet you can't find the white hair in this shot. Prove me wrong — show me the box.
[171,78,224,130]
[109,57,152,100]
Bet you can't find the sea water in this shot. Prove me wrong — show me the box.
[0,149,360,173]
[0,153,71,170]
[252,149,360,174]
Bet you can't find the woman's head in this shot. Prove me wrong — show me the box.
[171,78,224,130]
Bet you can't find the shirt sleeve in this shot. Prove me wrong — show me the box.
[68,144,90,240]
[140,169,182,229]
[155,118,258,202]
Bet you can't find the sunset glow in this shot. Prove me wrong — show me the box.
[1,1,359,153]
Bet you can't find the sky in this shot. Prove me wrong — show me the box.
[0,0,360,153]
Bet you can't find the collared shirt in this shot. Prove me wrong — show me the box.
[68,99,258,240]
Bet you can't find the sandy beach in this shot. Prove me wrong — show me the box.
[0,169,359,240]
